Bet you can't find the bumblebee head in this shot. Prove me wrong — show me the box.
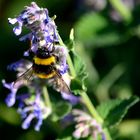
[36,47,51,58]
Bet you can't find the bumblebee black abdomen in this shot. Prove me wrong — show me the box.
[33,64,56,79]
[33,64,53,74]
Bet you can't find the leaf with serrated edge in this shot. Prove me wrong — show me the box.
[97,96,139,127]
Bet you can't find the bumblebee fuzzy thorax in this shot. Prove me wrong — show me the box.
[36,47,51,58]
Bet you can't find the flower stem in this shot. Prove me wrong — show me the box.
[109,0,132,23]
[103,128,112,140]
[58,33,112,140]
[58,33,76,78]
[42,86,52,109]
[67,52,112,140]
[80,91,103,123]
[66,49,103,123]
[66,54,76,78]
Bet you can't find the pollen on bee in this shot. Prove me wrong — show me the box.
[39,40,46,46]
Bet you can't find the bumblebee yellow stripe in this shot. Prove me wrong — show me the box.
[34,56,56,65]
[35,71,56,79]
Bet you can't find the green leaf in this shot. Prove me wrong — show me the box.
[51,102,72,121]
[97,96,139,127]
[19,130,43,140]
[69,28,74,41]
[0,103,20,125]
[70,51,88,93]
[57,136,72,140]
[118,120,140,140]
[66,29,88,94]
[75,12,122,47]
[95,64,125,102]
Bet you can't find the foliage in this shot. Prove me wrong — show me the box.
[0,0,140,140]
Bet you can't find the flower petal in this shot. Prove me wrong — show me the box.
[13,26,22,36]
[8,18,17,24]
[61,92,80,105]
[2,80,18,106]
[34,117,43,131]
[5,92,16,107]
[22,113,35,129]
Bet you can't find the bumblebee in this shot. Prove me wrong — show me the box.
[14,47,71,94]
[33,47,57,79]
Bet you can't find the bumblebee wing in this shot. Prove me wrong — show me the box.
[13,66,33,88]
[53,70,71,94]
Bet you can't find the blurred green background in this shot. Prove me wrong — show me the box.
[0,0,140,140]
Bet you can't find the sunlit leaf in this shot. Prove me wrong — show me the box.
[75,12,122,47]
[118,120,140,140]
[97,96,139,127]
[0,103,20,125]
[70,51,88,94]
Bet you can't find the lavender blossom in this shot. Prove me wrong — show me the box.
[18,93,51,131]
[61,93,80,105]
[3,2,72,131]
[72,109,105,140]
[8,2,68,72]
[54,45,69,74]
[2,80,18,107]
[8,2,58,54]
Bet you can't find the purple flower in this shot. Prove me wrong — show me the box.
[8,18,23,36]
[7,59,32,71]
[34,116,43,131]
[54,45,69,74]
[2,80,18,107]
[4,2,72,132]
[8,1,60,56]
[8,2,55,42]
[13,23,23,36]
[61,93,80,105]
[22,113,35,129]
[18,92,51,131]
[72,109,105,140]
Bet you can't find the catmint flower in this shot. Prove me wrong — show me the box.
[72,109,105,140]
[8,2,47,35]
[2,58,52,130]
[18,93,51,131]
[2,59,33,107]
[61,93,80,105]
[8,18,23,35]
[54,45,69,74]
[8,2,58,53]
[2,80,18,107]
[3,2,72,131]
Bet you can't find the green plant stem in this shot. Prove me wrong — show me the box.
[109,0,132,23]
[67,52,112,140]
[58,34,76,78]
[66,54,76,78]
[66,52,103,123]
[80,91,103,123]
[103,128,112,140]
[58,31,102,121]
[42,86,52,109]
[58,33,112,139]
